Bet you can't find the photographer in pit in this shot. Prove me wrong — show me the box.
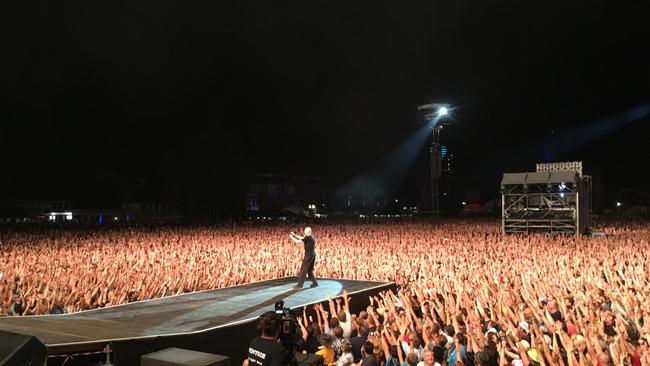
[247,311,286,366]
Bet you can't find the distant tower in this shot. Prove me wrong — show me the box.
[417,103,450,216]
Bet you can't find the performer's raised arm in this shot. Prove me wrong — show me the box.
[289,232,303,244]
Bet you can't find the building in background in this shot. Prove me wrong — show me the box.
[0,201,71,223]
[0,200,181,224]
[121,202,182,223]
[244,173,326,217]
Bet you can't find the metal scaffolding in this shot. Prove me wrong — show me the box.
[501,170,590,236]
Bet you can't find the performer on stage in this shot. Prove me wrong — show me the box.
[289,227,318,289]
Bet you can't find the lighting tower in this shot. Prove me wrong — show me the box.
[417,103,451,216]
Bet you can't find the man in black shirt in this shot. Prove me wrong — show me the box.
[289,227,318,289]
[350,324,369,362]
[360,341,378,366]
[248,311,286,366]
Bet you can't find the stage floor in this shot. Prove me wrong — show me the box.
[0,277,391,351]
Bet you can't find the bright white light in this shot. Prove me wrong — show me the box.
[560,193,565,198]
[462,201,466,205]
[616,202,621,207]
[66,214,73,220]
[438,106,449,116]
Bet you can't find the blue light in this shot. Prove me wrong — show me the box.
[441,145,448,158]
[438,106,448,116]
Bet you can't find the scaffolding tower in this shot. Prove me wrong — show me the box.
[501,170,590,236]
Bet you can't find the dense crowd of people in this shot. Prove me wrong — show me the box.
[1,219,649,365]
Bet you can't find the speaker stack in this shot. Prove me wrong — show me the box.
[0,330,47,366]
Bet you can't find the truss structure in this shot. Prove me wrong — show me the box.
[501,170,589,236]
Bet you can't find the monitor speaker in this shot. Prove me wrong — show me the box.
[141,347,230,366]
[294,353,323,366]
[0,330,47,366]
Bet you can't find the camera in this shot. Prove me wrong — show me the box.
[274,301,302,366]
[275,301,287,316]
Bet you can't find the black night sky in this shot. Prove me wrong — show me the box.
[2,1,649,214]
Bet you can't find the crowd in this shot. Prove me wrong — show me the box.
[1,219,649,365]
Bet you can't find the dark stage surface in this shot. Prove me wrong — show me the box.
[0,277,393,361]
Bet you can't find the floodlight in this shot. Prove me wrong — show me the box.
[417,103,451,124]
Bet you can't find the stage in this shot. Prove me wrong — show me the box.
[0,277,395,365]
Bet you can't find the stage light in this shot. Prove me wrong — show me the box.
[462,201,466,205]
[438,106,448,116]
[616,202,621,207]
